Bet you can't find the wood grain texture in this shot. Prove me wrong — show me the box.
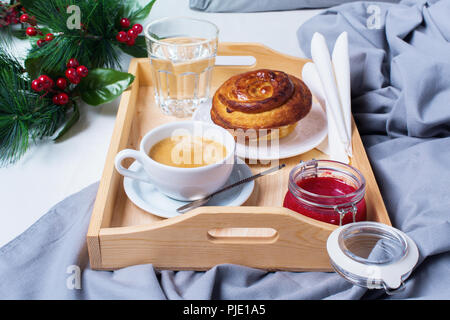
[86,59,140,269]
[100,206,336,271]
[87,42,391,271]
[350,118,390,225]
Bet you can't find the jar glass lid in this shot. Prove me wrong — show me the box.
[326,222,419,294]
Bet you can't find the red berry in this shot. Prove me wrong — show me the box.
[76,65,88,78]
[19,14,29,23]
[120,18,130,28]
[126,37,135,46]
[56,78,67,90]
[31,79,43,92]
[132,24,143,34]
[116,31,128,43]
[47,78,54,89]
[57,93,69,105]
[45,33,54,41]
[66,58,79,68]
[26,27,37,36]
[38,75,53,90]
[36,39,46,47]
[52,94,60,105]
[127,29,138,39]
[70,76,81,85]
[65,68,78,81]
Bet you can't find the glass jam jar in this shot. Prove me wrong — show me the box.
[283,159,366,226]
[327,221,419,294]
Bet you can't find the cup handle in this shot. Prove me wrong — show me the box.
[115,149,153,184]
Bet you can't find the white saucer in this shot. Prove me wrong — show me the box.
[192,100,327,160]
[123,157,255,218]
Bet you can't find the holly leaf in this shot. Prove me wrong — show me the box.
[24,54,64,80]
[120,0,157,24]
[118,36,147,58]
[130,0,157,23]
[78,68,135,106]
[24,56,44,79]
[54,103,80,141]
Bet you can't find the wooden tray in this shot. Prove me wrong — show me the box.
[87,43,390,271]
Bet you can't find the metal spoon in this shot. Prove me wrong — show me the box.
[176,164,286,213]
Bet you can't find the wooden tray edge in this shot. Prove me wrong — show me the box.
[86,59,140,269]
[87,42,391,271]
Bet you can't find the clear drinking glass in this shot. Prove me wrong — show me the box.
[144,17,219,117]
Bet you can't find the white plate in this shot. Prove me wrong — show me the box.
[192,99,327,160]
[123,157,255,218]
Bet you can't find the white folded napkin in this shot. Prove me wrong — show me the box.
[332,32,352,157]
[302,32,352,163]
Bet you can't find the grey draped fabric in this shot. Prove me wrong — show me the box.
[1,0,450,299]
[189,0,400,12]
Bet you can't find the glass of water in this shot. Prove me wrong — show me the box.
[144,17,219,118]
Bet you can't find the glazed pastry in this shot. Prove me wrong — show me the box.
[211,69,312,140]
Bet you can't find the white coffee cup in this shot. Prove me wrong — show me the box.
[115,121,236,201]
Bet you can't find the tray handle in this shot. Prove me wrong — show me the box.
[99,206,336,270]
[217,42,276,57]
[216,42,308,75]
[101,206,336,244]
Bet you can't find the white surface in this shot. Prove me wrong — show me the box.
[124,158,254,218]
[192,100,327,160]
[0,0,323,246]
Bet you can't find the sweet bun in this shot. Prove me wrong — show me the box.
[211,69,312,140]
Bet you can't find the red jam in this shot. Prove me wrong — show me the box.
[283,176,367,225]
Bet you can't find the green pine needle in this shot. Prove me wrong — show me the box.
[0,49,65,166]
[22,0,132,74]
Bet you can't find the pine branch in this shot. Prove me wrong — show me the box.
[21,0,154,76]
[0,0,157,165]
[20,0,76,32]
[22,0,132,73]
[0,47,66,166]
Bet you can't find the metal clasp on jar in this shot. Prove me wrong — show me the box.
[334,203,358,226]
[299,159,318,178]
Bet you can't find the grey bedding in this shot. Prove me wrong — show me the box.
[190,0,400,12]
[1,0,449,299]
